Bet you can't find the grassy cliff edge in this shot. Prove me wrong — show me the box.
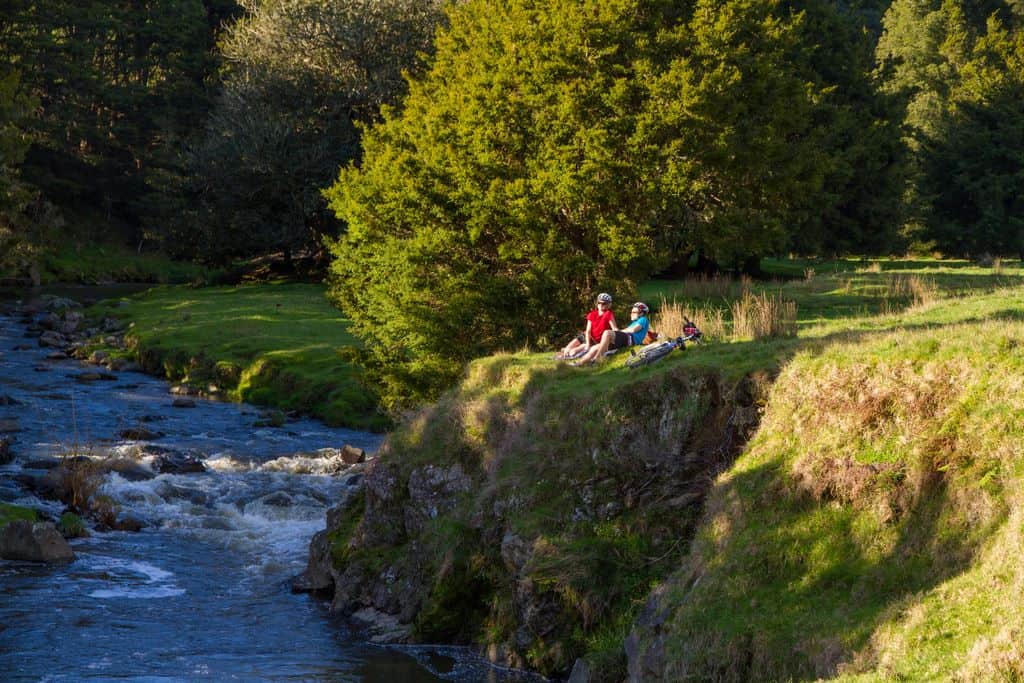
[322,282,1024,681]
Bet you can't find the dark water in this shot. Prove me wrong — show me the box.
[0,291,541,683]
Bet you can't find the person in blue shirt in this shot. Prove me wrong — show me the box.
[573,302,650,366]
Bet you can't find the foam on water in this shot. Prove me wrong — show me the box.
[81,556,185,600]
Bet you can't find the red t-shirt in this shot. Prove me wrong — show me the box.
[585,309,616,343]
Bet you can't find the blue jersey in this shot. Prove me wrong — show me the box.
[628,316,650,345]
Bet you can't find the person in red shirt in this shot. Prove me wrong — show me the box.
[556,293,617,360]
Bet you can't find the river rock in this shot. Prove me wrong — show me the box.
[106,458,156,482]
[60,311,84,335]
[0,394,21,405]
[74,371,117,382]
[38,312,60,330]
[169,384,199,396]
[38,331,67,348]
[0,418,21,433]
[102,317,125,332]
[89,350,109,364]
[152,452,206,474]
[46,351,68,360]
[113,513,147,532]
[0,437,12,465]
[341,445,366,465]
[171,398,196,408]
[350,607,412,644]
[291,528,334,593]
[119,427,164,441]
[41,295,81,313]
[568,658,593,683]
[0,520,75,563]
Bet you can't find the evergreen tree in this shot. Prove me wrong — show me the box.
[0,0,235,245]
[921,17,1024,257]
[326,0,836,406]
[878,0,1024,255]
[0,69,57,276]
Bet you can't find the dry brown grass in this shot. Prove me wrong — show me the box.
[731,292,797,340]
[883,274,939,307]
[653,297,727,340]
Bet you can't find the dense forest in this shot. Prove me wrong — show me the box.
[2,0,1024,403]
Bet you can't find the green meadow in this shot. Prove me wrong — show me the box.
[88,282,387,431]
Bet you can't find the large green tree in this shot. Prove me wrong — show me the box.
[184,0,443,264]
[326,0,837,407]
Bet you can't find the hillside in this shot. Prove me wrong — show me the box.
[302,268,1024,681]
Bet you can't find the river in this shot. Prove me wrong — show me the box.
[0,288,540,683]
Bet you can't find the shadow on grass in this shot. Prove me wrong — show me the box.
[670,453,997,681]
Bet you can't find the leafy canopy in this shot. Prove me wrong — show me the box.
[326,0,842,407]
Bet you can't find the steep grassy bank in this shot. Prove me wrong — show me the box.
[87,283,388,431]
[315,344,768,680]
[310,265,1024,681]
[627,286,1024,681]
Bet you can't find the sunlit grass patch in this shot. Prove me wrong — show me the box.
[88,282,386,430]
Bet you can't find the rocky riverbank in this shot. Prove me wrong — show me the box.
[294,353,769,681]
[0,294,374,562]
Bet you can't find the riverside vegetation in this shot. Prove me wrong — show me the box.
[278,258,1024,681]
[83,282,387,432]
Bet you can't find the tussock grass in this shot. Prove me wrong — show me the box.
[730,291,798,340]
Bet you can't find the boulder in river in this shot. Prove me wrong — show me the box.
[113,513,147,532]
[37,331,67,348]
[171,398,196,408]
[341,445,366,465]
[291,528,334,594]
[152,451,207,474]
[0,520,75,563]
[0,418,21,434]
[119,427,164,441]
[74,371,117,382]
[0,395,22,405]
[0,436,12,465]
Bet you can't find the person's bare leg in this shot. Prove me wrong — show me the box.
[577,329,613,364]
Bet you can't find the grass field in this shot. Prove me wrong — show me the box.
[88,282,388,431]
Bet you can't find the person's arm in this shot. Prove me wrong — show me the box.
[583,319,593,347]
[609,314,618,331]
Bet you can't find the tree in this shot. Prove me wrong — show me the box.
[0,69,58,277]
[185,0,444,264]
[878,0,1024,255]
[0,1,230,244]
[919,17,1024,257]
[326,0,836,407]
